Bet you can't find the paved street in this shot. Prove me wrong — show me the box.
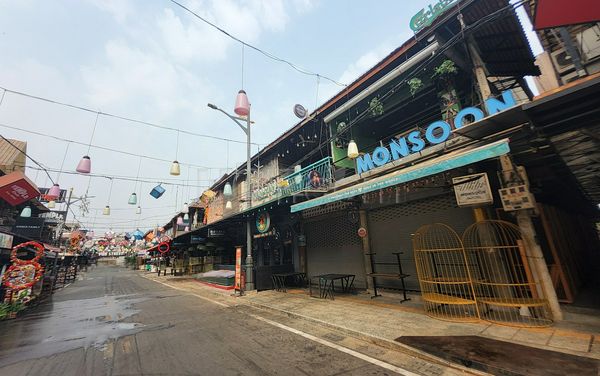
[0,264,425,376]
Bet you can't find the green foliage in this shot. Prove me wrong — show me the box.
[408,77,424,96]
[368,97,384,117]
[432,60,458,79]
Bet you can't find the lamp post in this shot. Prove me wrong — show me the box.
[208,91,254,291]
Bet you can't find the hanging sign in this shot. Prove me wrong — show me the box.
[256,212,271,233]
[0,171,40,206]
[452,173,493,207]
[355,90,515,175]
[410,0,457,32]
[357,227,367,238]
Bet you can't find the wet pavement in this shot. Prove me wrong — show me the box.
[0,264,402,376]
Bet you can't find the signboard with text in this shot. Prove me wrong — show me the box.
[453,173,493,207]
[234,246,242,292]
[0,171,40,206]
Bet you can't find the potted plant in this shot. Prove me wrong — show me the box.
[368,97,384,117]
[408,77,424,96]
[431,59,460,123]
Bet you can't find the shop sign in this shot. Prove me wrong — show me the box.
[410,0,456,32]
[0,171,40,206]
[208,229,226,238]
[190,235,205,244]
[452,173,493,207]
[234,246,242,292]
[253,228,278,239]
[356,90,516,175]
[13,217,45,239]
[256,212,271,233]
[0,232,14,249]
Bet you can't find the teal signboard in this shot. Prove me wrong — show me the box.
[356,90,516,175]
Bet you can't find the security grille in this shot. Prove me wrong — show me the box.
[302,201,354,219]
[370,194,459,222]
[305,214,360,248]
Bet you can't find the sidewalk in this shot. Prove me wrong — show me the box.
[140,272,600,362]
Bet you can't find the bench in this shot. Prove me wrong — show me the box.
[366,252,411,303]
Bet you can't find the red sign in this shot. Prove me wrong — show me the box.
[235,246,242,291]
[534,0,600,29]
[0,171,40,206]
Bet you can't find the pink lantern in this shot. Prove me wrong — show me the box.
[48,183,61,199]
[176,216,184,225]
[184,226,189,232]
[76,155,91,173]
[234,90,250,116]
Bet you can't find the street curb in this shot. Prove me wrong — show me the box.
[241,298,488,376]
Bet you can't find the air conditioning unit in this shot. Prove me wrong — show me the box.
[550,48,575,74]
[577,25,600,62]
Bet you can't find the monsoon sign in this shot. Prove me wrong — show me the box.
[356,90,516,175]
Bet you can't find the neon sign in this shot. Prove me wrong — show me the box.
[356,90,516,175]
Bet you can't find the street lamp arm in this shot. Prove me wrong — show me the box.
[207,103,248,134]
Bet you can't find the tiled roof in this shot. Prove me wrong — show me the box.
[0,138,26,173]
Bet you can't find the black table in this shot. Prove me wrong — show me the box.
[309,274,355,300]
[272,272,307,292]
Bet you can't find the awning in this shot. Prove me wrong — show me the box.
[290,139,510,213]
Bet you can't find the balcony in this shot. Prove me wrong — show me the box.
[252,157,332,204]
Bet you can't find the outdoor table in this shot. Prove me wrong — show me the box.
[309,274,355,300]
[272,272,307,292]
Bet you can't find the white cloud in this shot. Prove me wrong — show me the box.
[86,0,134,23]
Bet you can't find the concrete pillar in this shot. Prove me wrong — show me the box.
[359,209,374,293]
[499,156,563,321]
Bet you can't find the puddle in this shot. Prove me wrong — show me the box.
[0,294,145,366]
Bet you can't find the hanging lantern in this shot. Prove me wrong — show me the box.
[347,140,359,159]
[150,184,166,199]
[234,90,250,116]
[20,206,32,217]
[182,202,189,214]
[176,216,184,225]
[184,226,189,232]
[136,206,142,214]
[170,161,180,176]
[103,205,110,215]
[223,182,233,197]
[48,183,61,199]
[183,213,189,222]
[128,192,137,205]
[225,200,232,209]
[76,155,91,174]
[47,200,56,209]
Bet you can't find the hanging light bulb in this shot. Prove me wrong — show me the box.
[223,182,233,197]
[136,206,142,214]
[47,200,56,209]
[170,161,180,176]
[347,140,359,159]
[20,206,32,217]
[234,90,250,116]
[225,200,232,209]
[48,183,61,199]
[128,192,137,205]
[103,205,110,215]
[183,213,189,222]
[182,202,189,214]
[76,155,91,174]
[176,216,184,225]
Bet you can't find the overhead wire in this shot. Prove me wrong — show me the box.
[168,0,347,88]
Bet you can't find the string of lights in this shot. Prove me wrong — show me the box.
[0,86,264,148]
[168,0,347,88]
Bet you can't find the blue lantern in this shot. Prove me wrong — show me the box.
[150,184,165,199]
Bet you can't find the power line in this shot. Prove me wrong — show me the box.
[0,122,230,171]
[169,0,347,88]
[0,86,264,147]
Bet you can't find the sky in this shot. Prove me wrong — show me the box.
[0,0,542,235]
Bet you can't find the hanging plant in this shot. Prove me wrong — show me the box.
[431,59,457,80]
[408,78,424,96]
[368,97,384,117]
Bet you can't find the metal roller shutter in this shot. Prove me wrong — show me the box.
[367,194,474,292]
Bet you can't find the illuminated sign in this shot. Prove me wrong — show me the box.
[410,0,457,32]
[356,90,516,175]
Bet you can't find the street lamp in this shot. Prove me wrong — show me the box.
[208,91,254,291]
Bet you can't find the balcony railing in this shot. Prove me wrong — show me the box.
[252,157,332,203]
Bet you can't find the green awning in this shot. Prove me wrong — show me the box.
[290,139,510,213]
